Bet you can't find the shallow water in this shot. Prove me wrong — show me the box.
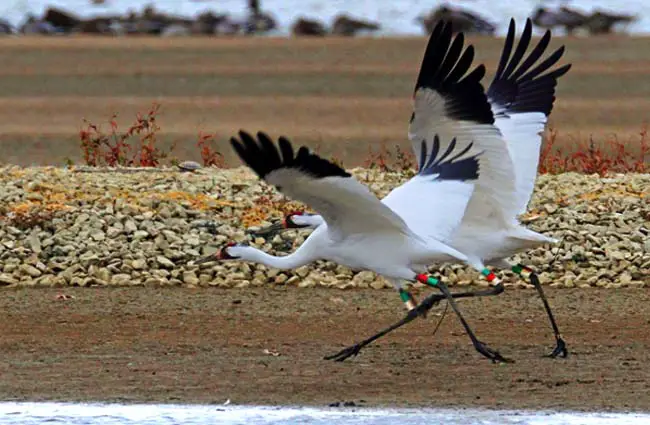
[2,0,649,35]
[1,403,649,425]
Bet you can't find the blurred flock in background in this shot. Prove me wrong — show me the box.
[0,0,646,37]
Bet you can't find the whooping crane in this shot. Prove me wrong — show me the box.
[195,129,513,363]
[252,18,571,361]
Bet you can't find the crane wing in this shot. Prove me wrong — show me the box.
[230,131,411,241]
[408,20,517,227]
[382,135,481,244]
[487,18,571,216]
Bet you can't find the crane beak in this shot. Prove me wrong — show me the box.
[193,254,218,265]
[249,221,285,237]
[192,242,239,265]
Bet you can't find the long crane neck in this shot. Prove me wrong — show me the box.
[238,246,316,270]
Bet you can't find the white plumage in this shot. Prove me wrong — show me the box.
[407,19,569,275]
[222,131,474,281]
[198,129,510,363]
[250,18,571,360]
[485,20,571,216]
[381,137,480,242]
[409,75,519,230]
[272,19,570,271]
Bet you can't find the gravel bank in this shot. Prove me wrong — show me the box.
[0,165,648,289]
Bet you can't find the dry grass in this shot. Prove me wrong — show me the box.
[0,35,649,166]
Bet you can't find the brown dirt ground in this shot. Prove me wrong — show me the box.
[1,36,649,166]
[1,286,649,411]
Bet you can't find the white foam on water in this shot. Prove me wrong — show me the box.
[1,0,649,35]
[0,402,649,425]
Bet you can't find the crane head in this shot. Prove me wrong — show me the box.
[248,210,313,237]
[193,242,242,264]
[284,210,313,229]
[218,241,241,260]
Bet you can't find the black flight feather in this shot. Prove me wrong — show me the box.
[413,20,494,125]
[231,130,351,181]
[417,135,480,181]
[487,18,572,117]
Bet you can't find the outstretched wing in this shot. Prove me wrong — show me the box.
[408,20,517,227]
[382,135,481,243]
[230,130,411,241]
[487,18,571,216]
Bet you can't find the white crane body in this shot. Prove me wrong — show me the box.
[196,18,571,362]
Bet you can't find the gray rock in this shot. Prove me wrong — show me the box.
[156,256,175,269]
[0,273,18,286]
[133,230,149,240]
[370,280,388,290]
[183,271,200,285]
[38,274,57,286]
[96,268,112,282]
[111,273,131,285]
[142,277,164,286]
[177,160,202,172]
[79,252,100,265]
[19,264,42,278]
[90,231,106,241]
[27,232,42,253]
[124,220,138,233]
[184,236,200,246]
[131,259,147,270]
[107,227,122,238]
[75,213,90,224]
[6,226,22,236]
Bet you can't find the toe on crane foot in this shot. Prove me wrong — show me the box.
[324,344,362,362]
[546,338,568,358]
[475,340,514,364]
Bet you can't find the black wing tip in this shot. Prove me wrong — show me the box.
[414,21,494,125]
[488,18,572,117]
[557,62,572,75]
[417,134,480,182]
[230,130,351,181]
[415,21,472,92]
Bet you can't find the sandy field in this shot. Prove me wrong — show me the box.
[1,287,649,411]
[0,36,649,166]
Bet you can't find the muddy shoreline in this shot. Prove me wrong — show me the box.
[1,287,648,411]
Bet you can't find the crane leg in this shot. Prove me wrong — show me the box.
[416,274,513,363]
[324,281,505,362]
[324,305,424,361]
[510,263,568,358]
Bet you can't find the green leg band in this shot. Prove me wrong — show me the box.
[425,276,439,287]
[415,273,438,287]
[399,289,411,303]
[399,289,417,311]
[511,264,524,275]
[512,264,533,279]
